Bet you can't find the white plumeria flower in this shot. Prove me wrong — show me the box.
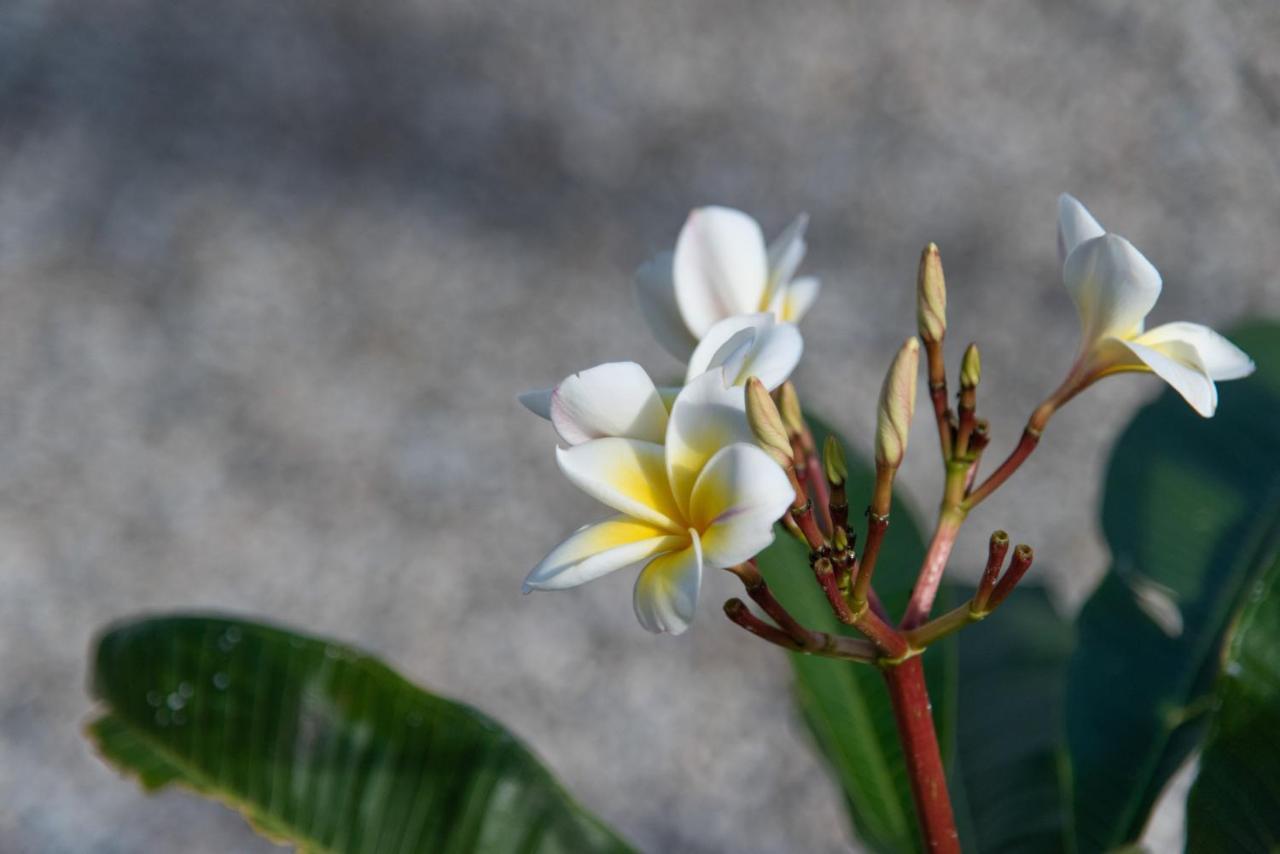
[518,361,670,447]
[635,206,821,361]
[517,314,802,445]
[524,369,794,635]
[1056,194,1255,416]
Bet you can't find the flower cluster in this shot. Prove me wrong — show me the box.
[519,208,812,634]
[520,198,1254,637]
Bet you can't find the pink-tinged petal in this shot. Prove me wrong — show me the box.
[1064,234,1162,345]
[1115,337,1217,417]
[673,207,768,338]
[689,444,793,568]
[633,532,702,635]
[550,361,668,445]
[780,276,821,323]
[556,439,684,532]
[664,370,754,518]
[517,387,554,420]
[634,251,699,361]
[524,515,684,592]
[1058,193,1105,267]
[765,213,809,306]
[1134,322,1256,381]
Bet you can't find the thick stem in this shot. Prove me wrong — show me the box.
[882,658,960,854]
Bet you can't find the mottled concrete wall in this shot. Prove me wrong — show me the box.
[0,0,1277,850]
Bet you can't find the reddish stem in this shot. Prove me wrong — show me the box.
[926,340,953,462]
[901,510,963,629]
[882,658,961,854]
[814,557,856,623]
[723,599,801,649]
[807,447,833,533]
[988,544,1035,608]
[963,427,1040,508]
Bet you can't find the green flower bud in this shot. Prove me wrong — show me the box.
[876,337,920,469]
[917,243,947,344]
[745,377,793,468]
[960,343,981,391]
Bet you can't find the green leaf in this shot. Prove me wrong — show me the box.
[1066,322,1280,852]
[954,586,1075,853]
[756,417,959,853]
[1185,547,1280,853]
[87,614,633,854]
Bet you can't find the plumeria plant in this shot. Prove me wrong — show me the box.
[84,198,1279,854]
[516,198,1254,852]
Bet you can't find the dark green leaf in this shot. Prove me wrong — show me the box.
[1066,322,1280,852]
[954,586,1075,853]
[87,614,633,853]
[1185,546,1280,853]
[756,417,959,853]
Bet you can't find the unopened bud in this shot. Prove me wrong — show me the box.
[960,343,981,391]
[875,337,920,469]
[917,243,947,344]
[832,525,849,552]
[822,435,847,487]
[745,377,793,468]
[776,381,805,439]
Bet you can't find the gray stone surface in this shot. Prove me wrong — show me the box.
[0,0,1277,851]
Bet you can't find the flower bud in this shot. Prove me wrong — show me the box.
[745,377,793,468]
[875,337,920,469]
[960,343,981,391]
[916,243,947,344]
[822,434,847,487]
[776,381,805,440]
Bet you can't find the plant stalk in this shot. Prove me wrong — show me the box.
[882,657,960,854]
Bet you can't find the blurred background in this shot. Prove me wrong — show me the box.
[1,0,1277,850]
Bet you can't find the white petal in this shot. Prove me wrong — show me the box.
[689,444,793,568]
[633,532,702,635]
[684,314,802,390]
[634,252,699,362]
[664,369,754,518]
[1064,234,1162,345]
[556,439,684,532]
[1134,322,1256,381]
[780,276,821,323]
[685,314,771,384]
[550,362,668,445]
[524,515,684,592]
[734,322,803,390]
[765,213,809,304]
[517,387,554,420]
[1116,337,1218,417]
[1057,193,1105,267]
[673,207,768,338]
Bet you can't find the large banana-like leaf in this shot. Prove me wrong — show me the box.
[87,614,633,853]
[1185,547,1280,853]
